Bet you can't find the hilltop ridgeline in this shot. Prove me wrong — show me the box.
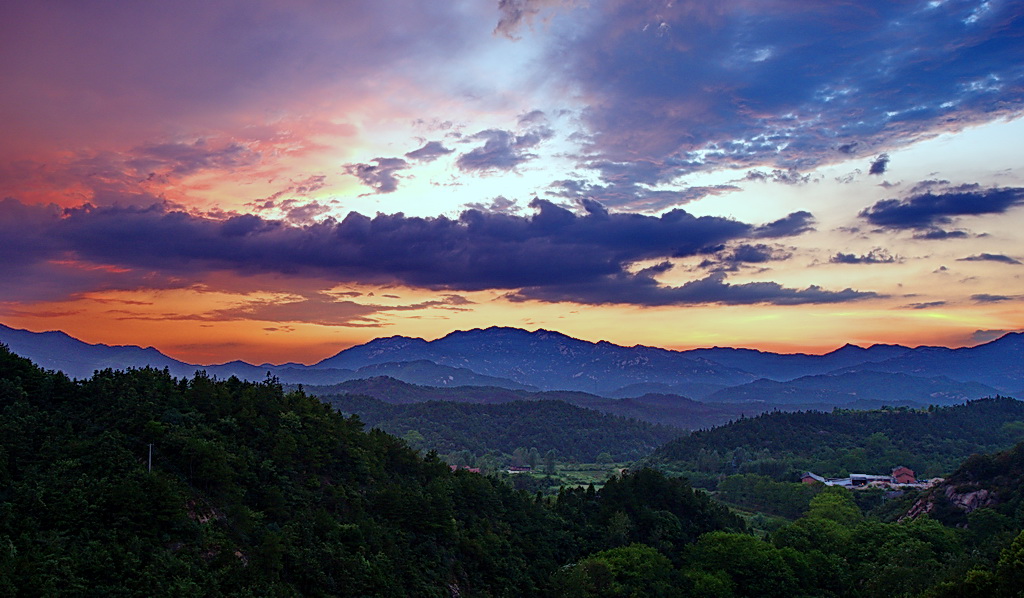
[2,323,1020,408]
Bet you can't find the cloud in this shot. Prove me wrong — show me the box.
[751,211,816,238]
[699,243,793,272]
[869,154,890,175]
[282,200,332,224]
[548,0,1024,176]
[494,0,570,39]
[126,140,260,178]
[0,2,476,158]
[728,244,792,264]
[958,253,1022,265]
[972,293,1015,303]
[203,292,472,327]
[913,228,970,240]
[906,301,947,310]
[743,168,813,185]
[549,177,740,211]
[0,138,265,210]
[859,185,1024,229]
[342,157,410,194]
[830,248,901,264]
[971,328,1023,343]
[405,141,453,162]
[0,197,872,307]
[462,196,520,214]
[0,198,191,303]
[456,127,552,173]
[510,270,879,307]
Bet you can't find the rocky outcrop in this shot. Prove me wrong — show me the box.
[943,485,998,513]
[901,484,1000,523]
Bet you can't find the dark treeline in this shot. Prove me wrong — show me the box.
[322,393,680,462]
[0,345,739,596]
[644,399,1024,488]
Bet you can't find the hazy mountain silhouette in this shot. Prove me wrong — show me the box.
[2,323,1019,410]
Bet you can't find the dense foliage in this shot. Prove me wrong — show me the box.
[645,399,1024,488]
[323,393,680,462]
[0,346,740,596]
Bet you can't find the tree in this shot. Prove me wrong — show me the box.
[552,544,680,598]
[544,449,557,475]
[685,532,797,598]
[804,487,862,526]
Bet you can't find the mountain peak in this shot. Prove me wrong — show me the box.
[440,326,575,340]
[828,343,867,354]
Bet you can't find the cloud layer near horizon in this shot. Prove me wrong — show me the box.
[1,197,874,306]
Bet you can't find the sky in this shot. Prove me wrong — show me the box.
[1,0,1023,365]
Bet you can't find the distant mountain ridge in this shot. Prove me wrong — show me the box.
[315,326,757,396]
[1,323,1019,412]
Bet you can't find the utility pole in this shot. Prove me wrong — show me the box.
[148,443,153,472]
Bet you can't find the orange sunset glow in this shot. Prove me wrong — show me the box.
[1,1,1022,364]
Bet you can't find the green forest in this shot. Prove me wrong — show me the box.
[322,393,680,463]
[3,343,1024,597]
[644,399,1024,489]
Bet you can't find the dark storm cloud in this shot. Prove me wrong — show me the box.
[0,197,875,307]
[550,0,1024,175]
[405,141,453,162]
[958,253,1023,265]
[342,157,409,194]
[869,154,890,176]
[859,186,1024,229]
[830,249,900,265]
[0,198,191,302]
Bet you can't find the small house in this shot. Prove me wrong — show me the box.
[891,466,916,484]
[801,472,826,485]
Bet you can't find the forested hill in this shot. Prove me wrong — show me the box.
[644,397,1024,485]
[323,394,681,461]
[0,345,744,596]
[305,376,757,430]
[902,440,1024,529]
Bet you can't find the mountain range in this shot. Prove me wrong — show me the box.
[1,323,1020,410]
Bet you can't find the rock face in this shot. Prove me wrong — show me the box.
[944,486,999,513]
[902,484,1000,523]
